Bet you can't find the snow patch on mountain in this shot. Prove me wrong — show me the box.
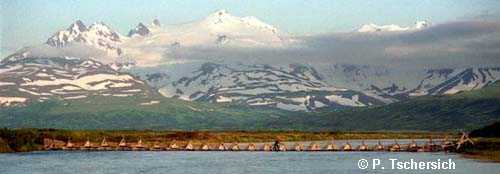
[139,62,387,111]
[0,56,156,107]
[0,97,27,107]
[357,21,430,33]
[413,68,500,95]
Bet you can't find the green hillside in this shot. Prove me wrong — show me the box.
[316,81,500,131]
[1,82,499,131]
[0,95,321,131]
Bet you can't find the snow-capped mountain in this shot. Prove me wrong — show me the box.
[189,9,287,47]
[46,20,125,56]
[410,68,500,96]
[357,21,430,33]
[0,56,155,107]
[129,9,290,47]
[121,10,295,66]
[138,62,386,111]
[134,61,499,111]
[41,10,295,67]
[3,10,499,111]
[316,64,500,99]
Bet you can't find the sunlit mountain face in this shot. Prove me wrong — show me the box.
[2,9,500,111]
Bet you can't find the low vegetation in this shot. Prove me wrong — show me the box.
[0,128,44,152]
[460,122,500,162]
[0,137,13,153]
[460,138,500,162]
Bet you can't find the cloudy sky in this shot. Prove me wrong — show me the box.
[2,0,500,57]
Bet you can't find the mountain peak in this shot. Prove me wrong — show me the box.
[137,22,147,28]
[86,22,122,41]
[45,20,123,55]
[204,9,235,23]
[47,20,89,47]
[67,20,87,33]
[152,19,161,27]
[128,22,150,37]
[202,9,279,34]
[212,9,230,17]
[88,22,112,31]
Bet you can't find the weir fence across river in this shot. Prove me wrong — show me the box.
[45,136,474,153]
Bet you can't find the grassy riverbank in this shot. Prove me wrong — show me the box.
[0,128,453,153]
[0,137,13,153]
[0,129,44,152]
[460,138,500,162]
[459,122,500,162]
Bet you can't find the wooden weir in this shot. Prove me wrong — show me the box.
[45,133,474,153]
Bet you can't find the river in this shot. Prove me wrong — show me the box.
[0,150,499,174]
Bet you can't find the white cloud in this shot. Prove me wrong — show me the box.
[4,21,500,69]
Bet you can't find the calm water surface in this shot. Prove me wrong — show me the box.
[0,151,499,174]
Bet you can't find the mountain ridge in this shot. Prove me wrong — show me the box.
[2,11,499,111]
[1,81,498,131]
[0,56,155,107]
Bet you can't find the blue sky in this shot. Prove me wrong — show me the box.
[1,0,500,57]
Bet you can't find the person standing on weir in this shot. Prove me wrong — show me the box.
[273,140,281,151]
